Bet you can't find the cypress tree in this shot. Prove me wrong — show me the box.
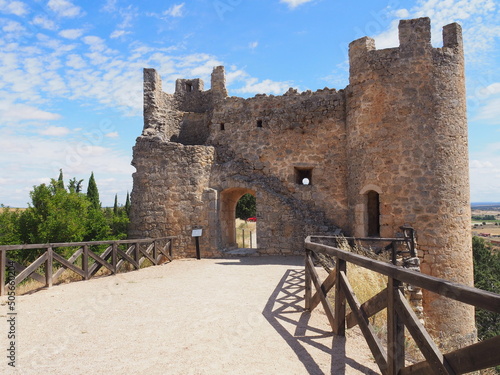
[113,194,118,215]
[86,172,101,209]
[57,169,65,191]
[125,192,131,216]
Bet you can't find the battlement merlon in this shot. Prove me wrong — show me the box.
[348,17,463,59]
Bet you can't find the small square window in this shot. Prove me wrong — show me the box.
[220,123,225,131]
[256,119,263,128]
[295,167,313,185]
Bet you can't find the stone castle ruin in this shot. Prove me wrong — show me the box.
[130,18,475,344]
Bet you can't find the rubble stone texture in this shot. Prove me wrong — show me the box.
[130,18,475,349]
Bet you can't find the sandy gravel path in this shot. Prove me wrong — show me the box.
[1,256,380,375]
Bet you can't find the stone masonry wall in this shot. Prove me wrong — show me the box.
[346,18,474,347]
[130,17,475,348]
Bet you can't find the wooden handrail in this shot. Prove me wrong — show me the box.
[0,237,176,296]
[305,236,500,313]
[304,236,500,375]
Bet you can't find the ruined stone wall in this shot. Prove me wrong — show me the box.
[346,18,474,346]
[129,137,216,258]
[131,17,475,348]
[207,89,349,254]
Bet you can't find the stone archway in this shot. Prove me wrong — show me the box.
[220,187,256,249]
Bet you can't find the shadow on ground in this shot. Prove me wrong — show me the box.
[262,268,379,375]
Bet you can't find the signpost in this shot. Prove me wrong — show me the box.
[192,229,202,260]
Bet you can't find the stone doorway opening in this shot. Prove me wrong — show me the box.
[220,187,257,251]
[366,190,380,237]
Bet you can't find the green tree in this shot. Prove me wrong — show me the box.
[473,236,500,345]
[125,191,131,217]
[86,172,100,210]
[68,178,84,193]
[0,206,21,245]
[235,193,256,220]
[56,169,65,191]
[113,194,118,215]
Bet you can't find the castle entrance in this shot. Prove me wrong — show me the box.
[220,188,257,250]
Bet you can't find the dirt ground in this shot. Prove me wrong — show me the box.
[0,256,380,375]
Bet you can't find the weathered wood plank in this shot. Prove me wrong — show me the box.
[346,288,387,329]
[304,251,312,311]
[400,336,500,375]
[7,259,45,284]
[15,252,48,285]
[334,258,346,336]
[0,237,176,252]
[306,255,336,330]
[46,247,53,288]
[87,250,114,274]
[309,266,336,312]
[52,252,86,279]
[0,250,6,296]
[116,244,136,272]
[139,243,156,267]
[394,289,455,375]
[82,245,89,280]
[339,270,388,375]
[89,246,113,276]
[305,238,500,313]
[387,278,405,375]
[53,249,83,280]
[116,247,139,270]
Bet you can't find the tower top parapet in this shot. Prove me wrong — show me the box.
[349,17,463,58]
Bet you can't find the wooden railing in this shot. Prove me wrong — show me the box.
[0,237,175,296]
[305,236,500,375]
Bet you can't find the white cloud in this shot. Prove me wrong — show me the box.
[249,41,258,50]
[39,126,71,136]
[47,0,83,18]
[0,0,29,16]
[2,20,25,34]
[280,0,314,9]
[110,30,130,39]
[0,129,134,207]
[59,28,83,39]
[232,77,293,95]
[105,131,119,138]
[66,53,86,69]
[101,0,117,13]
[163,3,185,17]
[82,36,107,52]
[0,102,62,122]
[473,97,500,123]
[32,15,58,31]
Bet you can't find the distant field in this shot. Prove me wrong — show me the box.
[3,207,27,212]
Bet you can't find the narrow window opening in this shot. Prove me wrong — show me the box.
[295,167,313,185]
[367,191,380,237]
[220,123,225,131]
[186,83,193,92]
[256,119,263,128]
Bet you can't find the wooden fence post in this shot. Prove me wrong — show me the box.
[82,245,89,280]
[0,250,6,296]
[304,250,312,311]
[334,257,346,336]
[46,247,53,288]
[387,277,405,375]
[152,240,157,264]
[135,242,140,269]
[112,242,118,274]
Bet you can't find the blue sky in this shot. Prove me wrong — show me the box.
[0,0,499,207]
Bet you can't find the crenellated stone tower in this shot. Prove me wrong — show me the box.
[130,18,475,348]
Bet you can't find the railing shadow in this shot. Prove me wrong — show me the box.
[262,268,379,375]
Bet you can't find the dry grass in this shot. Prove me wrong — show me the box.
[235,218,257,248]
